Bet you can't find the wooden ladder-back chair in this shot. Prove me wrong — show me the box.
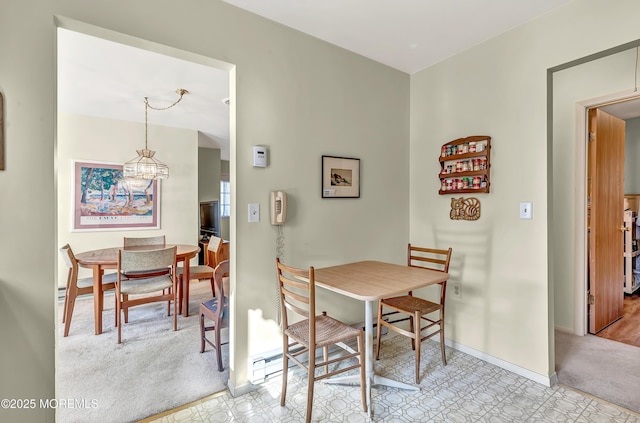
[59,244,117,337]
[276,258,367,423]
[177,236,222,316]
[375,244,452,383]
[199,260,230,371]
[116,245,178,344]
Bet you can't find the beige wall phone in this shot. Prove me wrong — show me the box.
[270,191,287,225]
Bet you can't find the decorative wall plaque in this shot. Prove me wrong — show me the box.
[450,197,480,220]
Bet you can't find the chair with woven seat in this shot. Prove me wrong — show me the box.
[116,245,178,344]
[59,244,117,337]
[276,258,367,423]
[177,236,222,316]
[375,244,452,383]
[199,260,230,371]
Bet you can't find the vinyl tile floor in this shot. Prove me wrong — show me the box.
[144,334,640,422]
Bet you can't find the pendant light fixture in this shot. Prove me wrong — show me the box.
[123,88,188,180]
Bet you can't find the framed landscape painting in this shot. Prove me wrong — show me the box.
[73,160,160,231]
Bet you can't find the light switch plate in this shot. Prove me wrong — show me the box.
[248,203,260,222]
[519,201,532,219]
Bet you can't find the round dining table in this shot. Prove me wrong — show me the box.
[75,244,200,335]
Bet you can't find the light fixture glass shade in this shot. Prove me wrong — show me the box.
[123,148,169,180]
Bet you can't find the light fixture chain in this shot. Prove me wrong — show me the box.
[145,89,188,111]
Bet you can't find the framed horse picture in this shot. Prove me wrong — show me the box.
[72,160,160,231]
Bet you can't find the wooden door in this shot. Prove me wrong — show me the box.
[588,108,625,333]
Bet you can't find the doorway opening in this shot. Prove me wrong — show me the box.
[54,18,235,421]
[585,97,640,347]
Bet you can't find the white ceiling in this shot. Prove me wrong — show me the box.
[57,1,640,159]
[223,0,573,74]
[57,28,231,160]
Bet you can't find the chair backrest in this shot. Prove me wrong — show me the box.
[59,243,76,270]
[213,259,230,299]
[407,244,452,273]
[118,245,176,275]
[216,241,229,265]
[276,258,316,341]
[206,236,223,267]
[123,235,166,247]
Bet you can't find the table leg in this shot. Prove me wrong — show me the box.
[325,299,419,416]
[92,265,103,335]
[182,257,190,317]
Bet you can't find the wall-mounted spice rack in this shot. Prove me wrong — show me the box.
[439,135,491,194]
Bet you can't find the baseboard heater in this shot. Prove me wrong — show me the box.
[250,320,388,385]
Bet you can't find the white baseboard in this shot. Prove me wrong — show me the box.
[231,336,558,397]
[227,379,259,398]
[445,339,556,387]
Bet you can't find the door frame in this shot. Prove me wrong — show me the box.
[574,89,640,335]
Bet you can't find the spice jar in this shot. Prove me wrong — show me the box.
[441,146,448,157]
[469,142,476,153]
[473,176,481,188]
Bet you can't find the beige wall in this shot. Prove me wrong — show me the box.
[552,46,640,333]
[56,112,199,287]
[0,1,409,420]
[198,146,221,204]
[7,0,640,420]
[410,0,640,379]
[625,118,640,194]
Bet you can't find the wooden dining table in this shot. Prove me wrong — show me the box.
[314,260,449,416]
[75,243,200,335]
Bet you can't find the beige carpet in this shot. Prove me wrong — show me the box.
[56,280,229,423]
[555,329,640,413]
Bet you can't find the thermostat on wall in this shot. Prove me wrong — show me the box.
[253,146,267,167]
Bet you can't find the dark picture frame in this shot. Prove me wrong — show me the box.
[322,155,360,198]
[72,160,160,231]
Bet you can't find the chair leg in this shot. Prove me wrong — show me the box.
[409,315,415,351]
[305,347,315,423]
[117,295,122,344]
[357,331,367,412]
[414,311,421,384]
[375,301,383,360]
[177,277,183,315]
[323,346,329,374]
[439,317,447,366]
[62,272,72,324]
[199,313,206,353]
[123,294,129,323]
[215,319,223,372]
[62,285,78,337]
[173,290,177,331]
[280,338,289,407]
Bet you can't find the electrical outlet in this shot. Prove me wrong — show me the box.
[451,283,461,298]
